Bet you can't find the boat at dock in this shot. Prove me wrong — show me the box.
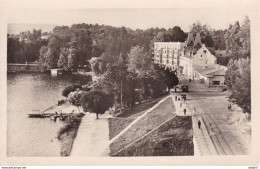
[28,112,68,118]
[27,100,83,118]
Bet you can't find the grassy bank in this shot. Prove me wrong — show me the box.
[112,116,193,156]
[110,97,175,155]
[57,113,85,156]
[109,96,166,140]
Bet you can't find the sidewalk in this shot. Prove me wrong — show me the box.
[70,112,111,156]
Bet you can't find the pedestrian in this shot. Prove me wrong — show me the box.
[184,108,186,115]
[198,120,201,129]
[178,97,180,101]
[228,104,231,110]
[175,95,177,101]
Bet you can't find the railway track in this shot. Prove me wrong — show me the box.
[201,114,234,155]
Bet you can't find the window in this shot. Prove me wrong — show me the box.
[213,81,220,85]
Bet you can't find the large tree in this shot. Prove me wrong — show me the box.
[80,90,113,119]
[224,16,250,59]
[165,26,187,42]
[225,57,250,114]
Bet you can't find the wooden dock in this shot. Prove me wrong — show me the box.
[27,113,69,118]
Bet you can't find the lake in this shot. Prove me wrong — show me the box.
[7,72,91,156]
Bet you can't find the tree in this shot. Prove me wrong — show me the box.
[128,46,152,77]
[96,53,128,113]
[62,84,82,98]
[128,46,153,99]
[57,47,76,71]
[80,90,113,119]
[70,28,93,67]
[238,16,250,56]
[165,26,187,42]
[224,16,250,59]
[212,29,226,50]
[163,68,179,92]
[153,65,179,93]
[225,58,250,114]
[68,90,84,112]
[224,21,242,54]
[190,21,214,47]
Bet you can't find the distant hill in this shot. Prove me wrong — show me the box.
[8,23,58,34]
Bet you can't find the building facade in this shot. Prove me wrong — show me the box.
[153,42,186,71]
[153,33,220,81]
[194,64,227,87]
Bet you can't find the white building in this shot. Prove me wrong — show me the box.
[153,42,186,71]
[192,44,217,69]
[153,33,221,82]
[194,64,227,87]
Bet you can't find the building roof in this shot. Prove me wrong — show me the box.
[207,69,226,76]
[195,64,227,77]
[186,33,194,46]
[193,33,202,48]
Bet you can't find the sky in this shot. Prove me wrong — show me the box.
[3,0,259,31]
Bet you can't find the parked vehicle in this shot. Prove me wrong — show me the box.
[181,84,189,92]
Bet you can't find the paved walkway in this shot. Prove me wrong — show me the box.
[70,112,111,156]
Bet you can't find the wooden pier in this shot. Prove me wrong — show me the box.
[27,100,81,118]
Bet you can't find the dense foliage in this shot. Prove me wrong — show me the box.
[224,16,250,59]
[225,58,250,114]
[80,90,114,119]
[7,29,48,63]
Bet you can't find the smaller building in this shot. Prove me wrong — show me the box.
[195,64,227,87]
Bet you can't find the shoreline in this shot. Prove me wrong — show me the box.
[57,113,85,156]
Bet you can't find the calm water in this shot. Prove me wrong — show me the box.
[7,72,91,156]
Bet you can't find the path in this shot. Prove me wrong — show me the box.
[70,112,111,156]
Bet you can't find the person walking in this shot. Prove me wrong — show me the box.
[175,95,177,101]
[198,120,201,129]
[184,108,186,115]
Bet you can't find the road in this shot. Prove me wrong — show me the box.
[175,75,250,155]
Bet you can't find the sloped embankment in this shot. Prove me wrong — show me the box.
[112,116,193,156]
[109,96,165,140]
[110,97,193,156]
